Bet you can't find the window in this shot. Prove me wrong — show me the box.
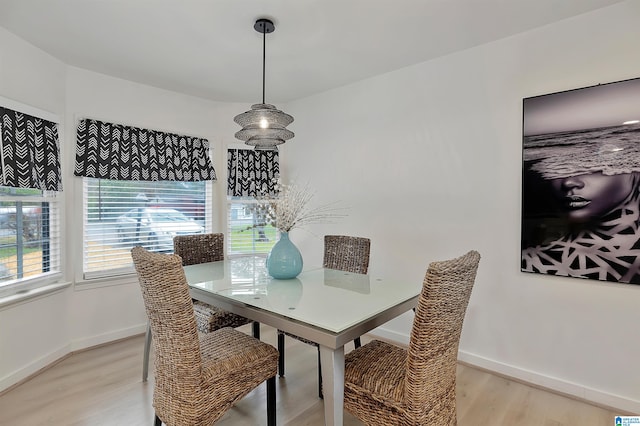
[227,197,277,256]
[226,148,279,256]
[81,178,210,279]
[0,187,61,288]
[0,101,62,293]
[74,118,217,281]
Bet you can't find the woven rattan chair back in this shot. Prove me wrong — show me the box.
[173,233,224,265]
[141,233,249,382]
[405,250,481,423]
[343,250,480,425]
[132,247,203,403]
[132,246,278,425]
[323,235,371,274]
[278,234,372,399]
[171,233,255,334]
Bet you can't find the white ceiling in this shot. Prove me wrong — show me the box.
[0,0,624,103]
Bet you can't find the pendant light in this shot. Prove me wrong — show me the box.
[234,18,294,151]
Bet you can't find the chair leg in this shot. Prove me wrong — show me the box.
[142,323,152,382]
[252,321,261,339]
[317,346,323,399]
[277,331,285,377]
[154,414,162,425]
[266,376,276,426]
[354,337,362,349]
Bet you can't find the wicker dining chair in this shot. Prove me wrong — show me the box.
[174,233,257,334]
[132,246,278,426]
[277,235,371,398]
[142,233,257,382]
[343,250,481,425]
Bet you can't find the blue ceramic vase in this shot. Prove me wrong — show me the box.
[266,232,303,279]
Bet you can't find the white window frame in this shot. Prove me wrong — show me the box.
[0,190,63,297]
[0,97,65,300]
[226,196,278,257]
[76,178,213,283]
[225,145,279,257]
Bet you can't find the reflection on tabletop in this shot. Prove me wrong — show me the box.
[323,268,370,294]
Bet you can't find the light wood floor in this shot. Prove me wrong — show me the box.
[0,325,620,425]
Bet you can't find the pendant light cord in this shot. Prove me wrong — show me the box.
[262,27,266,104]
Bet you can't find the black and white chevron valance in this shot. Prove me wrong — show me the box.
[0,107,62,191]
[227,148,279,197]
[74,119,216,182]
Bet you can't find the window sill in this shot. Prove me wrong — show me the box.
[74,273,138,291]
[0,281,72,310]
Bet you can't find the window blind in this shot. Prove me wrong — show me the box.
[0,188,61,286]
[227,148,279,256]
[0,103,62,292]
[82,178,209,279]
[75,118,214,279]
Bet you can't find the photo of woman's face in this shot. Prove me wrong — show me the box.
[550,172,637,223]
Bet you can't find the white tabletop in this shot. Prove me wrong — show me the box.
[185,255,420,426]
[185,255,420,334]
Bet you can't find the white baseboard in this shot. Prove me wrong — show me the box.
[369,327,639,414]
[0,343,70,392]
[1,323,147,393]
[368,326,410,346]
[4,323,639,415]
[69,323,147,351]
[458,351,640,415]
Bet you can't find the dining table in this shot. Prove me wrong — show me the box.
[184,255,421,426]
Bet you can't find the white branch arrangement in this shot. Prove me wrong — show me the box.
[247,179,346,233]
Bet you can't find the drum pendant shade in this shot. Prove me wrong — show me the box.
[234,18,294,151]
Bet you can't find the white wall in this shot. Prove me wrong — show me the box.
[1,0,638,413]
[0,25,72,391]
[0,27,66,113]
[63,67,244,349]
[0,26,246,389]
[283,0,640,412]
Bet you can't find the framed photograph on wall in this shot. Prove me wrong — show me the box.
[521,77,640,285]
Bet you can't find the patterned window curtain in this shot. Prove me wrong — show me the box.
[227,148,279,197]
[0,107,62,191]
[74,119,216,181]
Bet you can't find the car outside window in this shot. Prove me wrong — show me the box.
[81,178,209,280]
[0,186,61,289]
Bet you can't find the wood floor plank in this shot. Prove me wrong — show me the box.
[0,325,622,425]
